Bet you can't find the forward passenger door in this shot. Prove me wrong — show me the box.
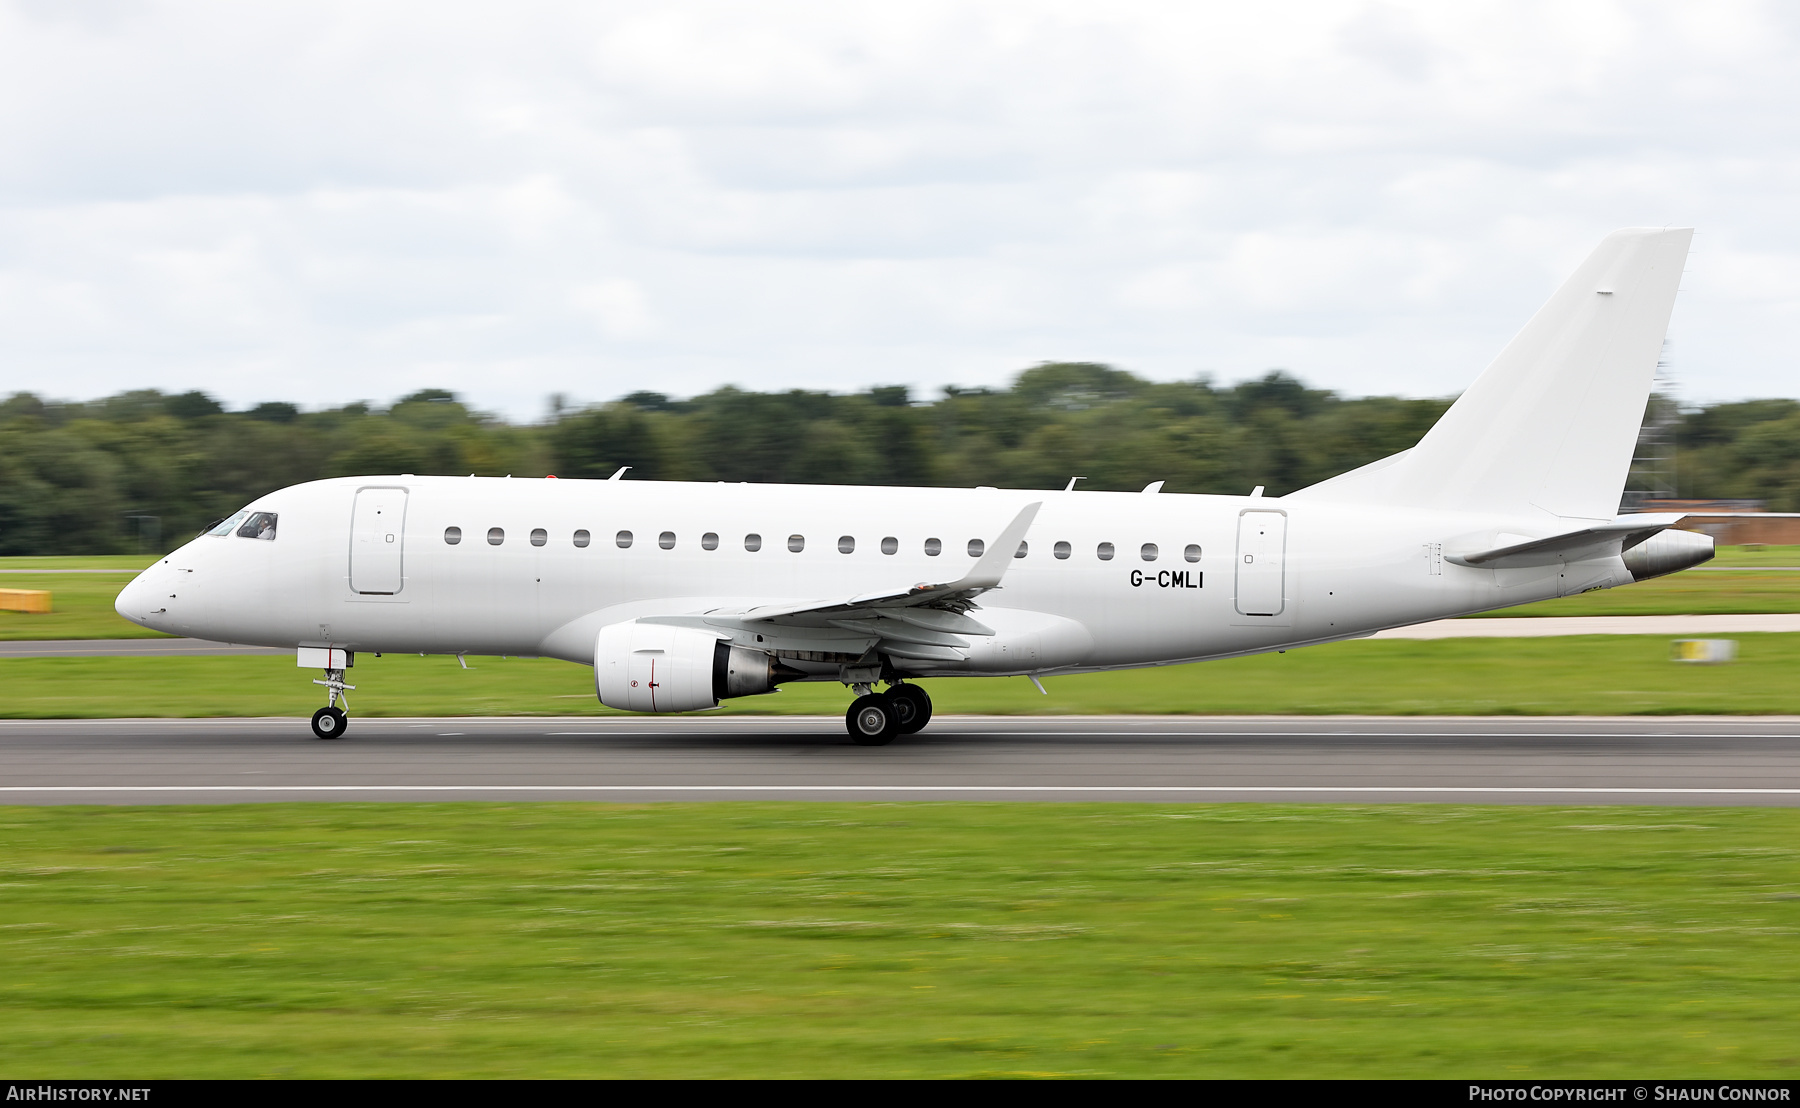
[350,487,408,595]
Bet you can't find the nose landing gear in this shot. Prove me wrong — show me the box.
[310,667,354,740]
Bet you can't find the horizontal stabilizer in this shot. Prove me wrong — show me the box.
[1447,513,1688,568]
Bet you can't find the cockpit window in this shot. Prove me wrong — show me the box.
[207,510,251,537]
[237,512,278,540]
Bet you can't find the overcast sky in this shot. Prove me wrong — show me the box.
[2,1,1796,419]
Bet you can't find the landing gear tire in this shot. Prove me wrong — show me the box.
[846,694,898,746]
[311,706,348,740]
[884,683,932,735]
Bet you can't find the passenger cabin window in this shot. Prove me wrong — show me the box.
[616,530,633,548]
[1097,542,1115,561]
[967,539,985,557]
[238,512,278,540]
[924,537,942,556]
[1140,543,1158,562]
[1014,541,1028,558]
[744,533,762,552]
[880,536,898,555]
[530,528,548,547]
[787,534,805,553]
[573,530,591,548]
[207,509,250,537]
[702,532,719,550]
[444,526,462,545]
[488,527,505,546]
[1184,544,1201,563]
[838,536,855,554]
[659,531,676,550]
[1053,541,1071,560]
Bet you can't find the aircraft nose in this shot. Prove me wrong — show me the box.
[114,567,159,627]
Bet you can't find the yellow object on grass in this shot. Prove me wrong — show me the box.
[0,589,50,614]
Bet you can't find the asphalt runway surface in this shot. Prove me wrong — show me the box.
[3,715,1799,806]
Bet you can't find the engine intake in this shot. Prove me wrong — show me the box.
[595,621,802,713]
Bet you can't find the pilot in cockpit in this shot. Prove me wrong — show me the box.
[233,511,278,541]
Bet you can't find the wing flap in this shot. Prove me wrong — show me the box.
[880,641,968,662]
[827,618,970,648]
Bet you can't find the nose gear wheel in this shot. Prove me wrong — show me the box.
[311,706,348,739]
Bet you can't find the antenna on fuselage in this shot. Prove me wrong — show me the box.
[609,467,631,481]
[1064,476,1085,491]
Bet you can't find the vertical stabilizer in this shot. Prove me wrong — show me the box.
[1293,228,1693,521]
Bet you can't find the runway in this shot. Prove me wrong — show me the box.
[3,715,1799,806]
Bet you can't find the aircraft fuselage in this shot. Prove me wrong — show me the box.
[116,474,1633,679]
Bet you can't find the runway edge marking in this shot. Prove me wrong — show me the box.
[4,785,1800,796]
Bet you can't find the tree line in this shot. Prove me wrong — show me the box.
[2,362,1794,555]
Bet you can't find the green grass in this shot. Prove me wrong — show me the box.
[0,555,159,571]
[1460,543,1800,617]
[0,554,165,641]
[0,571,173,640]
[1,802,1796,1078]
[10,633,1800,718]
[1464,568,1800,617]
[1711,544,1800,568]
[0,549,1795,641]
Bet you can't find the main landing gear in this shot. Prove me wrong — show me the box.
[311,667,354,740]
[844,682,933,746]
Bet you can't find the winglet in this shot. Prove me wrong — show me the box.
[746,501,1042,621]
[940,501,1040,593]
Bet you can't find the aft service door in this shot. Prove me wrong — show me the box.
[1234,510,1286,616]
[349,487,407,594]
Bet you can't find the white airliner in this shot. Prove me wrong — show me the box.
[116,228,1712,743]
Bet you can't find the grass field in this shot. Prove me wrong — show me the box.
[0,570,172,641]
[0,555,164,640]
[0,547,1796,642]
[1467,568,1800,617]
[1460,540,1800,617]
[1710,544,1800,568]
[9,633,1800,718]
[1,802,1795,1078]
[0,555,160,571]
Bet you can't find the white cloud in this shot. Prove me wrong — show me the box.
[0,0,1796,416]
[570,279,656,339]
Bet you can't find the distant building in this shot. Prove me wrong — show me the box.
[1635,499,1800,545]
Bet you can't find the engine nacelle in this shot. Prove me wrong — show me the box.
[594,621,797,713]
[1622,528,1715,582]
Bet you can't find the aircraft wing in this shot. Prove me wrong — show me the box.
[735,501,1041,622]
[1446,513,1689,568]
[657,501,1042,663]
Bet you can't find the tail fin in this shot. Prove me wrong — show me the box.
[1293,228,1693,521]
